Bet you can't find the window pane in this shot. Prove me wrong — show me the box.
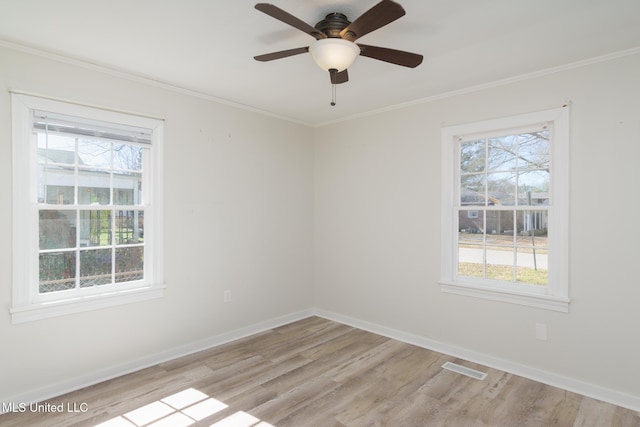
[518,131,550,170]
[78,139,111,168]
[488,135,517,171]
[516,246,548,285]
[485,210,514,237]
[113,172,142,205]
[113,144,143,171]
[38,134,75,164]
[459,209,484,236]
[39,160,75,204]
[39,210,76,249]
[520,190,550,207]
[79,210,111,247]
[486,245,514,281]
[516,210,548,238]
[115,210,144,244]
[39,251,76,293]
[78,170,111,205]
[460,140,485,174]
[487,172,516,205]
[79,249,112,287]
[44,185,75,205]
[460,174,485,206]
[518,170,550,204]
[458,244,483,278]
[116,247,144,283]
[38,150,75,203]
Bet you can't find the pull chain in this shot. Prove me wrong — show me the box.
[329,68,337,107]
[331,82,336,106]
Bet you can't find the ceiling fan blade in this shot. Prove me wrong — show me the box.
[255,3,326,40]
[339,0,405,42]
[254,47,309,62]
[357,44,423,68]
[330,69,349,84]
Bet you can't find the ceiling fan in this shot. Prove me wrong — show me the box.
[254,0,423,105]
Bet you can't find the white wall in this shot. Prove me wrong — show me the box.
[314,53,640,403]
[0,45,314,402]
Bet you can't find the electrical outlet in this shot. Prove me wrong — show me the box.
[223,290,232,303]
[535,323,547,341]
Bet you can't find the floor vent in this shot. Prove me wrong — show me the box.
[442,361,487,380]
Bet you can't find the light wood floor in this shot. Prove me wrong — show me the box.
[1,316,638,426]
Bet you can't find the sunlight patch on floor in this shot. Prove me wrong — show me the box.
[94,387,274,427]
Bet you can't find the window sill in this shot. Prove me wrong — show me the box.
[439,281,569,312]
[10,285,165,324]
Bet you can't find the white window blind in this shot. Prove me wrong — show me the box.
[33,110,153,145]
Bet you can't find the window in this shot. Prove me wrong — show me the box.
[11,93,164,323]
[440,107,569,312]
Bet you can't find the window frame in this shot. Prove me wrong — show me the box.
[11,93,165,323]
[440,107,570,312]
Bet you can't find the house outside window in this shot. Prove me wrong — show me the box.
[11,93,165,323]
[440,107,569,312]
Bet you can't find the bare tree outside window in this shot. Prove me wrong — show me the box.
[457,130,550,286]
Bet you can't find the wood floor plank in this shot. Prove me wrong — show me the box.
[1,316,638,427]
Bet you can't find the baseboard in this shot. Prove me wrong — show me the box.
[313,308,640,413]
[1,308,315,412]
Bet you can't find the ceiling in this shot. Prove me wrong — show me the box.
[1,0,639,126]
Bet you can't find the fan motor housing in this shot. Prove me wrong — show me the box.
[315,13,351,38]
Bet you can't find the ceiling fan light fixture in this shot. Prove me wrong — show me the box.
[309,38,360,72]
